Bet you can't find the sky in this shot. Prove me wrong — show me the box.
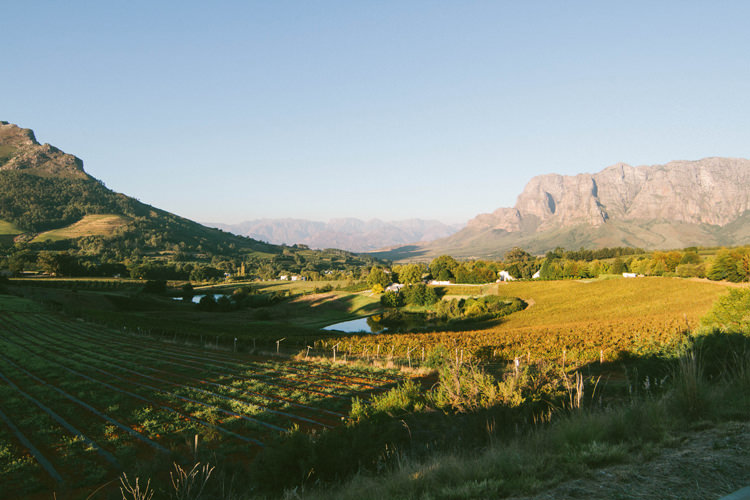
[3,1,750,225]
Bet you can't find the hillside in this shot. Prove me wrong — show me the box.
[0,121,378,275]
[209,217,463,252]
[376,158,750,260]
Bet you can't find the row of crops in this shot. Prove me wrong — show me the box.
[0,303,403,498]
[318,278,730,366]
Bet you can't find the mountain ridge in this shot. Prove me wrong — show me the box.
[208,217,463,252]
[375,157,750,261]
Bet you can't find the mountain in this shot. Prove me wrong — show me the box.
[0,122,292,258]
[375,158,750,261]
[208,217,463,252]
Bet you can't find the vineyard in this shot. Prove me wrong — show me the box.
[320,277,734,366]
[0,295,403,499]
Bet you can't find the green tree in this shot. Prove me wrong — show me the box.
[380,290,405,308]
[398,263,424,285]
[701,288,750,333]
[504,247,532,263]
[611,257,626,275]
[366,266,390,288]
[429,255,458,281]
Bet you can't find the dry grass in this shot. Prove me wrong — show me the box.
[31,213,130,242]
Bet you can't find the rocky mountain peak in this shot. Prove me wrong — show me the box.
[0,121,88,179]
[477,157,750,232]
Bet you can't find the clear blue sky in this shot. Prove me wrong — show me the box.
[3,2,750,225]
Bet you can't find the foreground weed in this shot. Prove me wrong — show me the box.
[670,350,713,419]
[119,473,154,500]
[170,461,215,500]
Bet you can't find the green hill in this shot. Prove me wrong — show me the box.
[0,121,378,277]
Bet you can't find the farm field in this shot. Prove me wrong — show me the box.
[321,277,736,366]
[30,214,131,243]
[0,294,403,499]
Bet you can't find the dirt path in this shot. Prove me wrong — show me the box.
[508,421,750,500]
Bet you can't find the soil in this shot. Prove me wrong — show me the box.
[508,421,750,500]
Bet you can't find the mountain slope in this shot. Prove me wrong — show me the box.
[0,121,283,255]
[209,217,462,252]
[375,158,750,261]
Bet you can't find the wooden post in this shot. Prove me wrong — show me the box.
[514,357,519,376]
[306,346,312,358]
[422,347,425,363]
[276,337,286,353]
[562,349,566,367]
[600,349,604,364]
[376,344,380,359]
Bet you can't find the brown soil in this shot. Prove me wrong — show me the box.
[508,421,750,500]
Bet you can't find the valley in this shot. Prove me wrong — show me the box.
[1,120,749,499]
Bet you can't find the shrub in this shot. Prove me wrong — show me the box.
[381,290,405,308]
[701,288,750,333]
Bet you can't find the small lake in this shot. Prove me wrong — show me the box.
[323,317,386,334]
[173,294,228,304]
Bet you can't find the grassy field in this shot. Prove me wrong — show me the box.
[0,219,24,235]
[0,219,24,245]
[31,214,130,242]
[321,277,734,366]
[0,294,403,499]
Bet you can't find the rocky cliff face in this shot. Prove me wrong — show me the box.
[472,158,750,232]
[0,121,88,179]
[375,157,750,261]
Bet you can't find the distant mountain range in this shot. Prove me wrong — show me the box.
[375,157,750,261]
[207,218,463,252]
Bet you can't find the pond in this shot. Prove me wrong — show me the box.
[173,294,229,304]
[322,317,387,334]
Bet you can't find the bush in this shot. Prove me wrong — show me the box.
[402,284,439,306]
[381,291,405,308]
[701,288,750,333]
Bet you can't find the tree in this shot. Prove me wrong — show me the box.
[430,255,458,281]
[504,247,532,263]
[398,263,424,285]
[380,290,405,308]
[366,266,390,288]
[701,288,750,333]
[37,251,78,276]
[611,257,626,275]
[707,250,744,282]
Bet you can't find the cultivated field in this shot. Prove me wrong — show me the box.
[321,277,733,366]
[0,295,402,498]
[31,214,131,243]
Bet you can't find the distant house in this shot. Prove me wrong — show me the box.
[279,275,289,281]
[497,270,516,282]
[385,283,405,293]
[622,272,638,278]
[532,270,541,279]
[291,275,306,281]
[428,280,451,286]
